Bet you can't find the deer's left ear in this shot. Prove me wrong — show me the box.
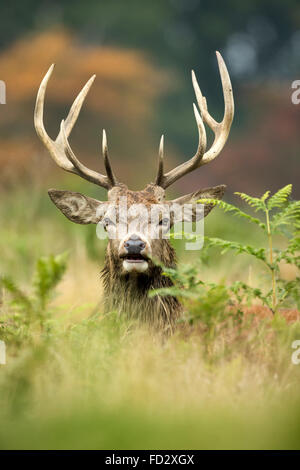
[169,184,226,222]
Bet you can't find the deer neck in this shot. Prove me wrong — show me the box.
[100,240,181,329]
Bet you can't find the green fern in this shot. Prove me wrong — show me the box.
[1,276,33,315]
[197,198,266,230]
[212,186,300,312]
[228,281,269,307]
[267,184,292,210]
[271,200,300,232]
[33,253,68,310]
[1,253,68,335]
[163,185,300,318]
[234,191,269,212]
[203,237,266,262]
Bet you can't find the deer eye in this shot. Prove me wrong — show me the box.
[159,218,170,226]
[103,217,114,229]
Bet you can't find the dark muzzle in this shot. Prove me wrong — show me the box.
[124,234,146,254]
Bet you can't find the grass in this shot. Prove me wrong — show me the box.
[0,184,300,449]
[0,312,300,449]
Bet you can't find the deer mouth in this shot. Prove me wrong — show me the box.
[121,253,148,263]
[120,253,149,273]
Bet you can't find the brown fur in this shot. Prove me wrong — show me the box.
[101,234,182,332]
[49,183,226,331]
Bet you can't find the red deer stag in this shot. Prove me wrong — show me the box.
[34,52,234,331]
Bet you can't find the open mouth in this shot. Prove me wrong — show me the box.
[121,254,148,263]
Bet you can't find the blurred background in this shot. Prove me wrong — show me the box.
[0,0,299,196]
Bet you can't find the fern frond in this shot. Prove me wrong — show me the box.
[229,281,268,304]
[33,252,68,309]
[204,237,266,262]
[234,191,268,212]
[275,231,300,267]
[197,198,266,230]
[267,184,292,210]
[271,201,300,232]
[287,231,300,254]
[261,191,271,203]
[0,275,33,313]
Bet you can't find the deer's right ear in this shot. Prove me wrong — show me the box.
[48,189,108,224]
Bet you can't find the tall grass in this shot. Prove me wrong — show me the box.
[0,309,300,449]
[0,185,300,449]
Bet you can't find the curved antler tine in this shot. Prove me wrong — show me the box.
[34,64,73,171]
[200,51,234,164]
[215,51,234,133]
[159,106,206,189]
[60,121,111,189]
[34,63,55,142]
[192,103,207,163]
[155,135,164,186]
[191,69,216,129]
[60,119,84,171]
[102,129,117,187]
[63,74,96,137]
[156,52,234,189]
[35,66,117,190]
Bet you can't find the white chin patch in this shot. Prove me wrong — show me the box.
[123,260,149,273]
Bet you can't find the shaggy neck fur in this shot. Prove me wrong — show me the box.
[101,240,182,331]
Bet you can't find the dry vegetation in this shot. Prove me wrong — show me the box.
[0,183,300,450]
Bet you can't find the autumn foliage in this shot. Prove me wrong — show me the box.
[0,29,299,198]
[0,30,170,186]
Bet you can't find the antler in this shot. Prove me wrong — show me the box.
[34,64,117,190]
[155,51,234,189]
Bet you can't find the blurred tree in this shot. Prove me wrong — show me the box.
[0,1,299,157]
[1,1,299,79]
[0,30,172,191]
[0,1,299,196]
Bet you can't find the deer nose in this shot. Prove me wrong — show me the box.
[124,235,146,254]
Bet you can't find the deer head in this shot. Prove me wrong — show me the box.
[34,52,234,276]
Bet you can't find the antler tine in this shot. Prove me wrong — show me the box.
[102,130,117,187]
[64,74,96,137]
[34,65,116,190]
[59,121,111,188]
[155,135,164,186]
[192,51,234,164]
[156,103,207,189]
[156,51,234,189]
[34,64,72,171]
